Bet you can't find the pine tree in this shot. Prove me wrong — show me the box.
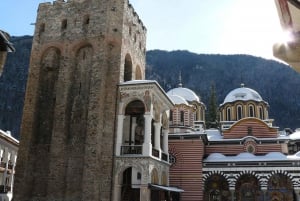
[206,83,219,129]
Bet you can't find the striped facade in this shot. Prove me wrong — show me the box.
[169,138,204,201]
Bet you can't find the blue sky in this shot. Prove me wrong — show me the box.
[0,0,283,60]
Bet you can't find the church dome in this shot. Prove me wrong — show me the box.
[167,87,200,102]
[168,94,189,105]
[222,84,263,105]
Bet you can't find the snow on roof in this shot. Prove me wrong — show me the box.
[205,129,223,140]
[289,130,300,140]
[120,80,158,85]
[222,84,263,105]
[168,94,189,105]
[204,152,297,162]
[167,87,200,102]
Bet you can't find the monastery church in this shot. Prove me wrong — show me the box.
[8,0,300,201]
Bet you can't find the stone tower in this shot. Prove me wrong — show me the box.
[13,0,146,200]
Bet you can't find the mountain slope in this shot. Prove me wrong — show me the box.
[2,37,300,139]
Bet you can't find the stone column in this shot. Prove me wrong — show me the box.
[154,122,161,150]
[143,114,152,156]
[162,129,169,153]
[9,151,16,192]
[261,188,267,201]
[131,117,137,144]
[230,189,235,201]
[2,147,8,186]
[112,183,122,201]
[140,184,151,201]
[295,189,300,201]
[115,114,125,155]
[0,52,7,74]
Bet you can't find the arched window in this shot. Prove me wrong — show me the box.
[249,105,255,117]
[180,111,184,125]
[135,65,142,80]
[226,107,231,121]
[61,19,67,30]
[124,54,132,81]
[237,105,243,120]
[259,106,264,119]
[169,110,173,121]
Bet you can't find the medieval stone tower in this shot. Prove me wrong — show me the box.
[13,0,146,200]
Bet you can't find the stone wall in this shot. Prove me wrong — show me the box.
[13,0,146,201]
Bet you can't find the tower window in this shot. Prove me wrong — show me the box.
[83,15,90,25]
[61,19,68,30]
[39,23,45,34]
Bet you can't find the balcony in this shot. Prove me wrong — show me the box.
[121,145,142,155]
[0,185,11,193]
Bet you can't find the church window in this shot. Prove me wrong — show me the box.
[247,126,253,136]
[169,110,173,121]
[237,105,243,120]
[249,105,255,117]
[180,111,184,125]
[226,107,231,121]
[259,107,264,119]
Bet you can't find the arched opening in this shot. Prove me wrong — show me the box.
[204,174,230,201]
[124,100,145,147]
[259,106,264,119]
[267,173,294,201]
[161,172,167,186]
[249,104,255,117]
[151,168,159,184]
[235,174,261,201]
[124,54,133,81]
[121,167,141,201]
[135,65,142,80]
[180,111,184,125]
[226,107,231,121]
[237,105,243,120]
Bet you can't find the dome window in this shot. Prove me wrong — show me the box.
[237,105,243,120]
[226,107,231,121]
[249,105,255,117]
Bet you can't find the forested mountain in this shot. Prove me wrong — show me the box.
[146,50,300,131]
[2,36,300,139]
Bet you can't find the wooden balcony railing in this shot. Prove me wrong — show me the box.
[0,185,11,193]
[152,148,159,158]
[121,145,142,155]
[161,152,168,162]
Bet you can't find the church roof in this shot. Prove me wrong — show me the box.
[168,94,189,105]
[167,87,200,102]
[204,151,298,162]
[221,84,263,105]
[289,130,300,140]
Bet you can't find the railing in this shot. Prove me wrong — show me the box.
[0,162,5,168]
[161,152,168,162]
[121,145,142,155]
[0,185,11,193]
[152,148,159,158]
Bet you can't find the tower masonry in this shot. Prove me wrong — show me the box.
[13,0,146,200]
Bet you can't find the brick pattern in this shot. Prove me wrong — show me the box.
[169,139,204,201]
